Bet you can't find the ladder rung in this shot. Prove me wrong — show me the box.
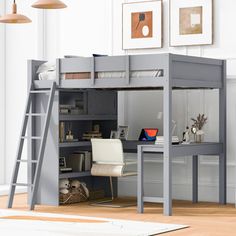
[12,183,33,187]
[21,136,42,140]
[26,113,46,117]
[30,90,50,94]
[17,160,38,163]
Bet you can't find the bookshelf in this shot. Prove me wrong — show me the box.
[32,89,118,206]
[56,90,118,205]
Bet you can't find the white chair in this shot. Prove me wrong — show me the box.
[90,138,137,207]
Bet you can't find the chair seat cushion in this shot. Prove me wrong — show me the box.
[91,164,136,177]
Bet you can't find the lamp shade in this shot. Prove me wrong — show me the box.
[32,0,67,9]
[0,3,31,24]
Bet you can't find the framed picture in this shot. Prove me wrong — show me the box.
[110,130,118,139]
[170,0,213,46]
[59,157,66,169]
[122,0,162,49]
[118,125,129,140]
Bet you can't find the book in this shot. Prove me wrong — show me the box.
[155,136,180,145]
[74,151,92,171]
[59,122,65,143]
[66,153,84,172]
[60,108,69,114]
[82,131,102,140]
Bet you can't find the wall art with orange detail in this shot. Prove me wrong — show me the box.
[123,1,162,49]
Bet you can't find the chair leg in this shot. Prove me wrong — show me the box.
[109,176,114,201]
[89,176,136,208]
[90,176,115,207]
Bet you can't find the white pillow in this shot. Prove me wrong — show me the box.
[36,62,56,74]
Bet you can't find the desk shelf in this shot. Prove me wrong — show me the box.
[173,142,223,156]
[59,171,91,179]
[59,141,91,148]
[141,142,223,157]
[59,140,154,149]
[59,114,117,121]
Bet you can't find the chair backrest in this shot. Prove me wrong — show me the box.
[91,139,124,165]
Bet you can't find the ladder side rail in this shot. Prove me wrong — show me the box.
[29,82,56,210]
[27,84,37,204]
[7,85,34,208]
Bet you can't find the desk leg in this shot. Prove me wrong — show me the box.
[192,155,198,203]
[219,60,227,205]
[163,75,172,216]
[163,155,172,216]
[137,146,144,213]
[219,153,226,204]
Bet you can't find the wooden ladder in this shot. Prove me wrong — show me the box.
[7,82,56,210]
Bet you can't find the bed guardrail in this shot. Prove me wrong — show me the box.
[58,54,166,86]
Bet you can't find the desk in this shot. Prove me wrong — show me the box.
[137,142,224,216]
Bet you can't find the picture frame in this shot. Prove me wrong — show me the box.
[118,125,129,140]
[170,0,213,46]
[59,157,67,169]
[122,0,163,49]
[110,130,119,139]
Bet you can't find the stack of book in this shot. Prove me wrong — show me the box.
[60,104,74,114]
[66,151,92,172]
[59,101,85,115]
[155,136,180,145]
[79,151,92,171]
[82,131,102,140]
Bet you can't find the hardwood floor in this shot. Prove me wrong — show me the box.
[1,194,236,235]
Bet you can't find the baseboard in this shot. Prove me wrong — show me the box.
[0,185,27,196]
[118,178,236,204]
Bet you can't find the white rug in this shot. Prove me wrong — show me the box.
[0,209,188,236]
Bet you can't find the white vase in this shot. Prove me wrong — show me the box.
[195,130,204,143]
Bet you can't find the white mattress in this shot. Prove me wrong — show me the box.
[37,62,163,80]
[96,70,162,78]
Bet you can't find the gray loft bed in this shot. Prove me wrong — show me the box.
[30,53,224,90]
[26,53,226,216]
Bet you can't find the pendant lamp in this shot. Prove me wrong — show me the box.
[32,0,67,9]
[0,0,31,24]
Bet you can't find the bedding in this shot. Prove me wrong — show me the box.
[38,71,56,81]
[36,62,163,81]
[37,62,56,81]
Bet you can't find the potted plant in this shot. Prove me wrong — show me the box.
[191,114,207,143]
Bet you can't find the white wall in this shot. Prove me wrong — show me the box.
[4,0,41,183]
[0,0,6,184]
[3,0,236,203]
[44,0,113,60]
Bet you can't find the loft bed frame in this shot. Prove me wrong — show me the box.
[30,53,224,90]
[27,53,226,216]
